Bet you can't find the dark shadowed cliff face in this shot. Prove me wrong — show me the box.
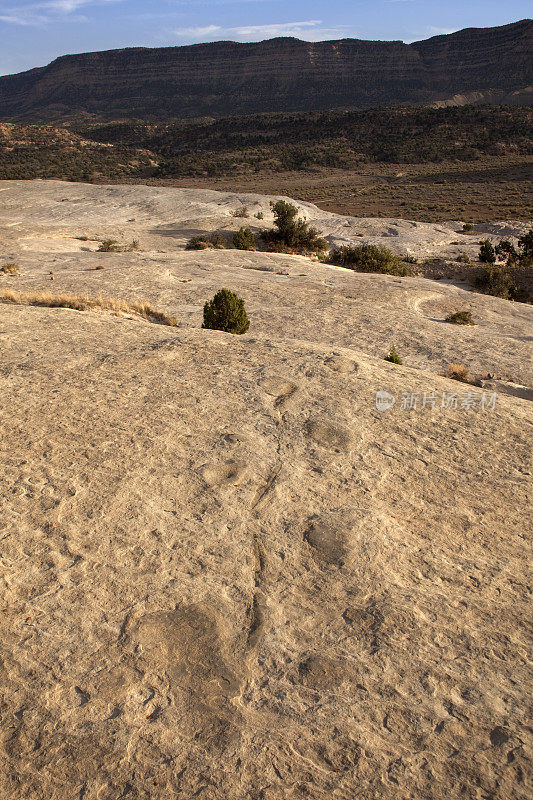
[0,20,531,122]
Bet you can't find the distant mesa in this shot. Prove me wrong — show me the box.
[0,20,531,122]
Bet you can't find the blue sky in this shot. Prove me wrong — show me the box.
[0,0,530,75]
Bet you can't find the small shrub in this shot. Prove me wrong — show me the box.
[444,363,471,383]
[186,232,232,250]
[186,236,211,250]
[255,212,264,220]
[328,244,411,276]
[462,223,474,232]
[474,266,517,300]
[456,253,471,264]
[127,239,140,251]
[385,345,402,364]
[232,227,256,251]
[77,235,89,241]
[98,239,121,253]
[232,206,249,218]
[479,240,496,264]
[445,310,475,325]
[95,265,105,270]
[202,289,249,334]
[261,200,328,255]
[402,254,418,264]
[210,231,232,249]
[518,230,533,262]
[495,239,518,264]
[1,263,19,276]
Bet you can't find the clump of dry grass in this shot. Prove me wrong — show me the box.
[0,290,177,326]
[1,263,20,275]
[444,363,472,383]
[232,206,249,218]
[97,239,121,252]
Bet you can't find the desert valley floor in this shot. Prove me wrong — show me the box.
[0,181,531,800]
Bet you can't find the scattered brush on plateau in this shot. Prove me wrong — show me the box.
[1,107,531,222]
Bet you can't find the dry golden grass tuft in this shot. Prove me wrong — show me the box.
[0,289,178,326]
[1,263,20,276]
[444,363,472,383]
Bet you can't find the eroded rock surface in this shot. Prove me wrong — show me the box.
[0,182,531,799]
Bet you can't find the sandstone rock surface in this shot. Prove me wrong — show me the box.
[0,181,531,799]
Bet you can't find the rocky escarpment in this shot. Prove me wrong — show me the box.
[0,20,531,122]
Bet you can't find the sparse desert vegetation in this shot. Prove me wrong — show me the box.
[97,239,121,253]
[96,238,140,253]
[79,106,532,180]
[1,106,531,223]
[231,206,249,218]
[472,230,533,301]
[474,265,519,301]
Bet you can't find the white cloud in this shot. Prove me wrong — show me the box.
[40,0,91,10]
[173,20,348,42]
[0,0,121,25]
[180,24,221,37]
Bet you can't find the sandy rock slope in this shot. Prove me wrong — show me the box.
[0,181,531,800]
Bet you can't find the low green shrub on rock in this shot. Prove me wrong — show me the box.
[385,345,402,364]
[186,232,232,250]
[474,266,518,300]
[261,201,328,256]
[445,310,475,325]
[202,289,250,334]
[329,244,411,276]
[479,240,496,264]
[233,227,256,251]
